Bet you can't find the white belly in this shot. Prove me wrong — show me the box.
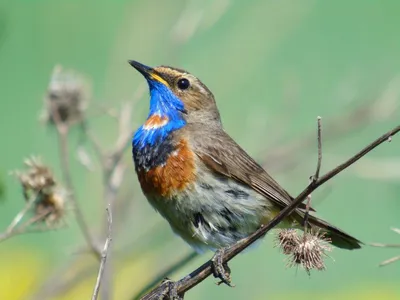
[145,173,279,252]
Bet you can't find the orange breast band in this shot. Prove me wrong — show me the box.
[138,139,196,197]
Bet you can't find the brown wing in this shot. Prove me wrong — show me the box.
[191,127,312,211]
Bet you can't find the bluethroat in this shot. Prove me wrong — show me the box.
[129,60,361,279]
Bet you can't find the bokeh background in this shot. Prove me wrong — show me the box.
[0,0,399,299]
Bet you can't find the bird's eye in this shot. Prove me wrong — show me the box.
[177,78,190,90]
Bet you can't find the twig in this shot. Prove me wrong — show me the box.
[6,196,37,232]
[92,205,113,300]
[314,116,322,180]
[369,243,400,248]
[379,256,400,266]
[0,204,54,243]
[304,117,322,231]
[140,124,400,300]
[133,251,199,300]
[370,227,400,267]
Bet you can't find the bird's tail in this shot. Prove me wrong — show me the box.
[294,213,362,250]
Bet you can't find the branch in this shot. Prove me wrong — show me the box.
[92,205,113,300]
[140,124,400,300]
[133,251,198,300]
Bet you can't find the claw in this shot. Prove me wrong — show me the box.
[159,278,183,300]
[211,248,235,287]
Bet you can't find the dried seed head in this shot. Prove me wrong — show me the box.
[35,186,68,226]
[275,229,301,255]
[41,65,90,125]
[14,156,55,197]
[13,157,68,226]
[288,230,332,274]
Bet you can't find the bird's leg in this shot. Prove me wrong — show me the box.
[211,248,234,287]
[158,278,183,300]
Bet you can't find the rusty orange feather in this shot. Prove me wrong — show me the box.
[138,139,195,197]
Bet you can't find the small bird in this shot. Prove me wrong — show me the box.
[129,60,361,277]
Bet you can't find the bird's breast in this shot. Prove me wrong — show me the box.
[137,139,196,198]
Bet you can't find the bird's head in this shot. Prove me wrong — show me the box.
[129,60,220,126]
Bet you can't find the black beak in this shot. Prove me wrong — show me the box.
[128,60,154,79]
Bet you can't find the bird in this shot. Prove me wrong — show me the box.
[128,60,361,282]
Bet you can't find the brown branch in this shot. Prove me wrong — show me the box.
[133,251,199,300]
[92,205,113,300]
[140,124,400,300]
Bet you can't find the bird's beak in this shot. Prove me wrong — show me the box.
[128,60,153,79]
[128,60,169,87]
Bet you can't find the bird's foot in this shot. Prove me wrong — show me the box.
[211,248,235,287]
[159,278,183,300]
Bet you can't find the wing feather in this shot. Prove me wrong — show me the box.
[191,127,313,211]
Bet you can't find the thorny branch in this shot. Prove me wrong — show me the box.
[139,124,400,300]
[92,205,113,300]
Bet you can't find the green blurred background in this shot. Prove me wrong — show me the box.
[0,0,399,299]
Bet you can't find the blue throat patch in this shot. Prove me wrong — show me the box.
[132,80,186,150]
